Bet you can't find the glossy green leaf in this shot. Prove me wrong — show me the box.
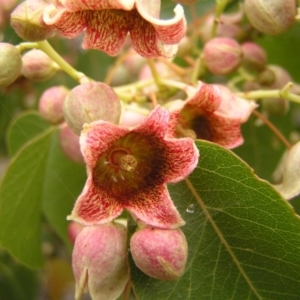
[6,111,50,157]
[41,130,86,246]
[130,140,300,300]
[5,111,86,251]
[0,128,54,268]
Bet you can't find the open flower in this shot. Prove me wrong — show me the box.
[167,81,257,149]
[43,0,186,58]
[68,106,199,229]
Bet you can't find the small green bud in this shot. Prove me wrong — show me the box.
[11,0,54,41]
[0,43,22,87]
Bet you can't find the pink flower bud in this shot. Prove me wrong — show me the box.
[241,42,267,71]
[0,43,22,87]
[68,221,83,244]
[120,106,147,128]
[21,49,57,81]
[38,85,69,124]
[72,223,129,300]
[123,48,147,77]
[59,123,84,164]
[203,37,242,75]
[63,82,121,135]
[11,0,54,41]
[244,0,296,35]
[130,227,188,280]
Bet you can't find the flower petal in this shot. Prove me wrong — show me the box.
[126,185,185,229]
[60,0,136,12]
[130,12,178,58]
[67,177,123,226]
[184,82,222,114]
[80,120,129,169]
[133,105,169,138]
[43,5,86,38]
[163,137,199,183]
[136,2,186,44]
[82,10,130,56]
[202,113,244,149]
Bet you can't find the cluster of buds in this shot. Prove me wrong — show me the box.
[1,0,300,299]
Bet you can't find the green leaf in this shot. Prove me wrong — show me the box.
[0,249,38,300]
[6,111,50,157]
[41,130,86,246]
[0,128,54,268]
[130,140,300,300]
[5,111,86,246]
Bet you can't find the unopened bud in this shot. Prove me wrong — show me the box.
[38,85,69,124]
[21,49,57,81]
[244,0,296,35]
[72,223,129,300]
[203,37,242,75]
[241,42,267,71]
[68,221,83,244]
[11,0,54,41]
[63,82,121,135]
[59,123,84,164]
[0,43,22,87]
[130,227,188,280]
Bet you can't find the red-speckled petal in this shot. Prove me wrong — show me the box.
[126,185,185,229]
[136,2,186,44]
[67,177,123,225]
[43,5,87,38]
[208,113,244,149]
[82,10,131,56]
[184,81,222,114]
[130,16,178,58]
[60,0,136,12]
[163,137,199,183]
[133,106,169,138]
[80,120,129,169]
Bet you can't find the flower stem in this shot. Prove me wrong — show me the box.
[37,40,88,83]
[147,58,162,87]
[210,0,230,38]
[252,110,292,149]
[236,82,300,104]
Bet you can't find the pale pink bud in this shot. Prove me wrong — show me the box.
[59,123,84,164]
[244,0,296,35]
[130,227,188,280]
[120,106,147,128]
[203,37,242,75]
[241,42,267,71]
[0,43,22,87]
[11,0,54,41]
[21,49,57,81]
[200,12,244,43]
[63,82,121,135]
[72,223,129,300]
[123,48,147,77]
[38,85,69,124]
[68,221,83,244]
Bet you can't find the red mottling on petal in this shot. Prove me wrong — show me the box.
[80,121,128,169]
[163,138,199,183]
[43,7,87,38]
[71,106,199,229]
[82,10,131,56]
[126,185,185,229]
[68,178,123,225]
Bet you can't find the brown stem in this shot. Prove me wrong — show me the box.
[252,110,292,149]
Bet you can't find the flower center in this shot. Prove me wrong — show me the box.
[110,149,137,172]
